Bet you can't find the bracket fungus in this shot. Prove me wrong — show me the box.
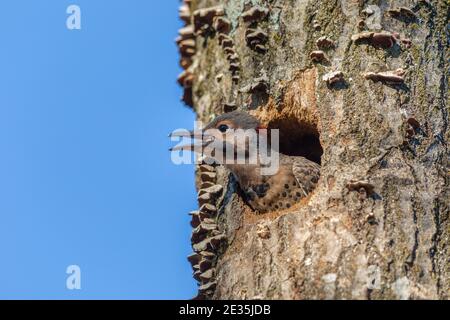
[200,171,217,183]
[193,270,202,282]
[192,221,218,243]
[177,70,194,88]
[182,88,193,107]
[363,69,405,85]
[190,161,224,298]
[180,57,193,70]
[198,211,215,221]
[200,181,215,189]
[228,62,240,73]
[179,4,191,24]
[201,204,217,217]
[351,31,397,49]
[199,184,223,197]
[178,25,195,41]
[227,53,239,64]
[199,164,215,173]
[241,6,269,24]
[176,1,195,108]
[189,210,201,228]
[254,44,268,54]
[223,102,237,113]
[187,253,201,267]
[199,203,217,214]
[179,39,196,56]
[193,6,225,34]
[199,257,214,273]
[218,34,234,48]
[195,220,214,229]
[193,234,226,252]
[323,71,344,85]
[223,47,235,55]
[199,269,215,282]
[245,28,268,53]
[176,2,195,108]
[197,185,222,206]
[200,250,216,259]
[215,26,241,79]
[310,50,327,63]
[213,16,231,34]
[199,281,217,294]
[316,36,335,49]
[198,193,213,206]
[176,7,195,71]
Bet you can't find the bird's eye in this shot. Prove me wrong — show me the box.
[218,124,229,133]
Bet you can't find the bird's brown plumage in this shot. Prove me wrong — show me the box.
[228,154,320,213]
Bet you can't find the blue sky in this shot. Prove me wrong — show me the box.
[0,1,198,299]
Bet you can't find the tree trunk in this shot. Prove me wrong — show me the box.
[176,0,449,300]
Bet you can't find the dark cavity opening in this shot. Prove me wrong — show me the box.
[268,117,323,165]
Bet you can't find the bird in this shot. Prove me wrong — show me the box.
[170,110,320,214]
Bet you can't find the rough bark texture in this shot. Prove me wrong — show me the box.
[177,0,449,299]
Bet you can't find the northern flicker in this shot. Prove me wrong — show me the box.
[170,111,320,214]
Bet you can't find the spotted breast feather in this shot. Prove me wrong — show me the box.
[240,155,320,214]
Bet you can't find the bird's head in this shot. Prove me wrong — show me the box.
[170,111,267,162]
[203,110,261,133]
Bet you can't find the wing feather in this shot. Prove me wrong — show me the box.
[291,157,320,195]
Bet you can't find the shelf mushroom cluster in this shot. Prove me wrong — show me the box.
[176,0,195,107]
[310,36,335,63]
[350,6,417,86]
[193,6,225,36]
[310,23,341,84]
[187,164,226,299]
[341,5,419,204]
[191,5,241,84]
[321,5,416,88]
[242,6,270,54]
[213,13,241,84]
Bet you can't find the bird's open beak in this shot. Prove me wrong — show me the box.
[169,130,203,139]
[168,129,214,152]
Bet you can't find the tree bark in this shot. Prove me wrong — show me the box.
[177,0,449,299]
